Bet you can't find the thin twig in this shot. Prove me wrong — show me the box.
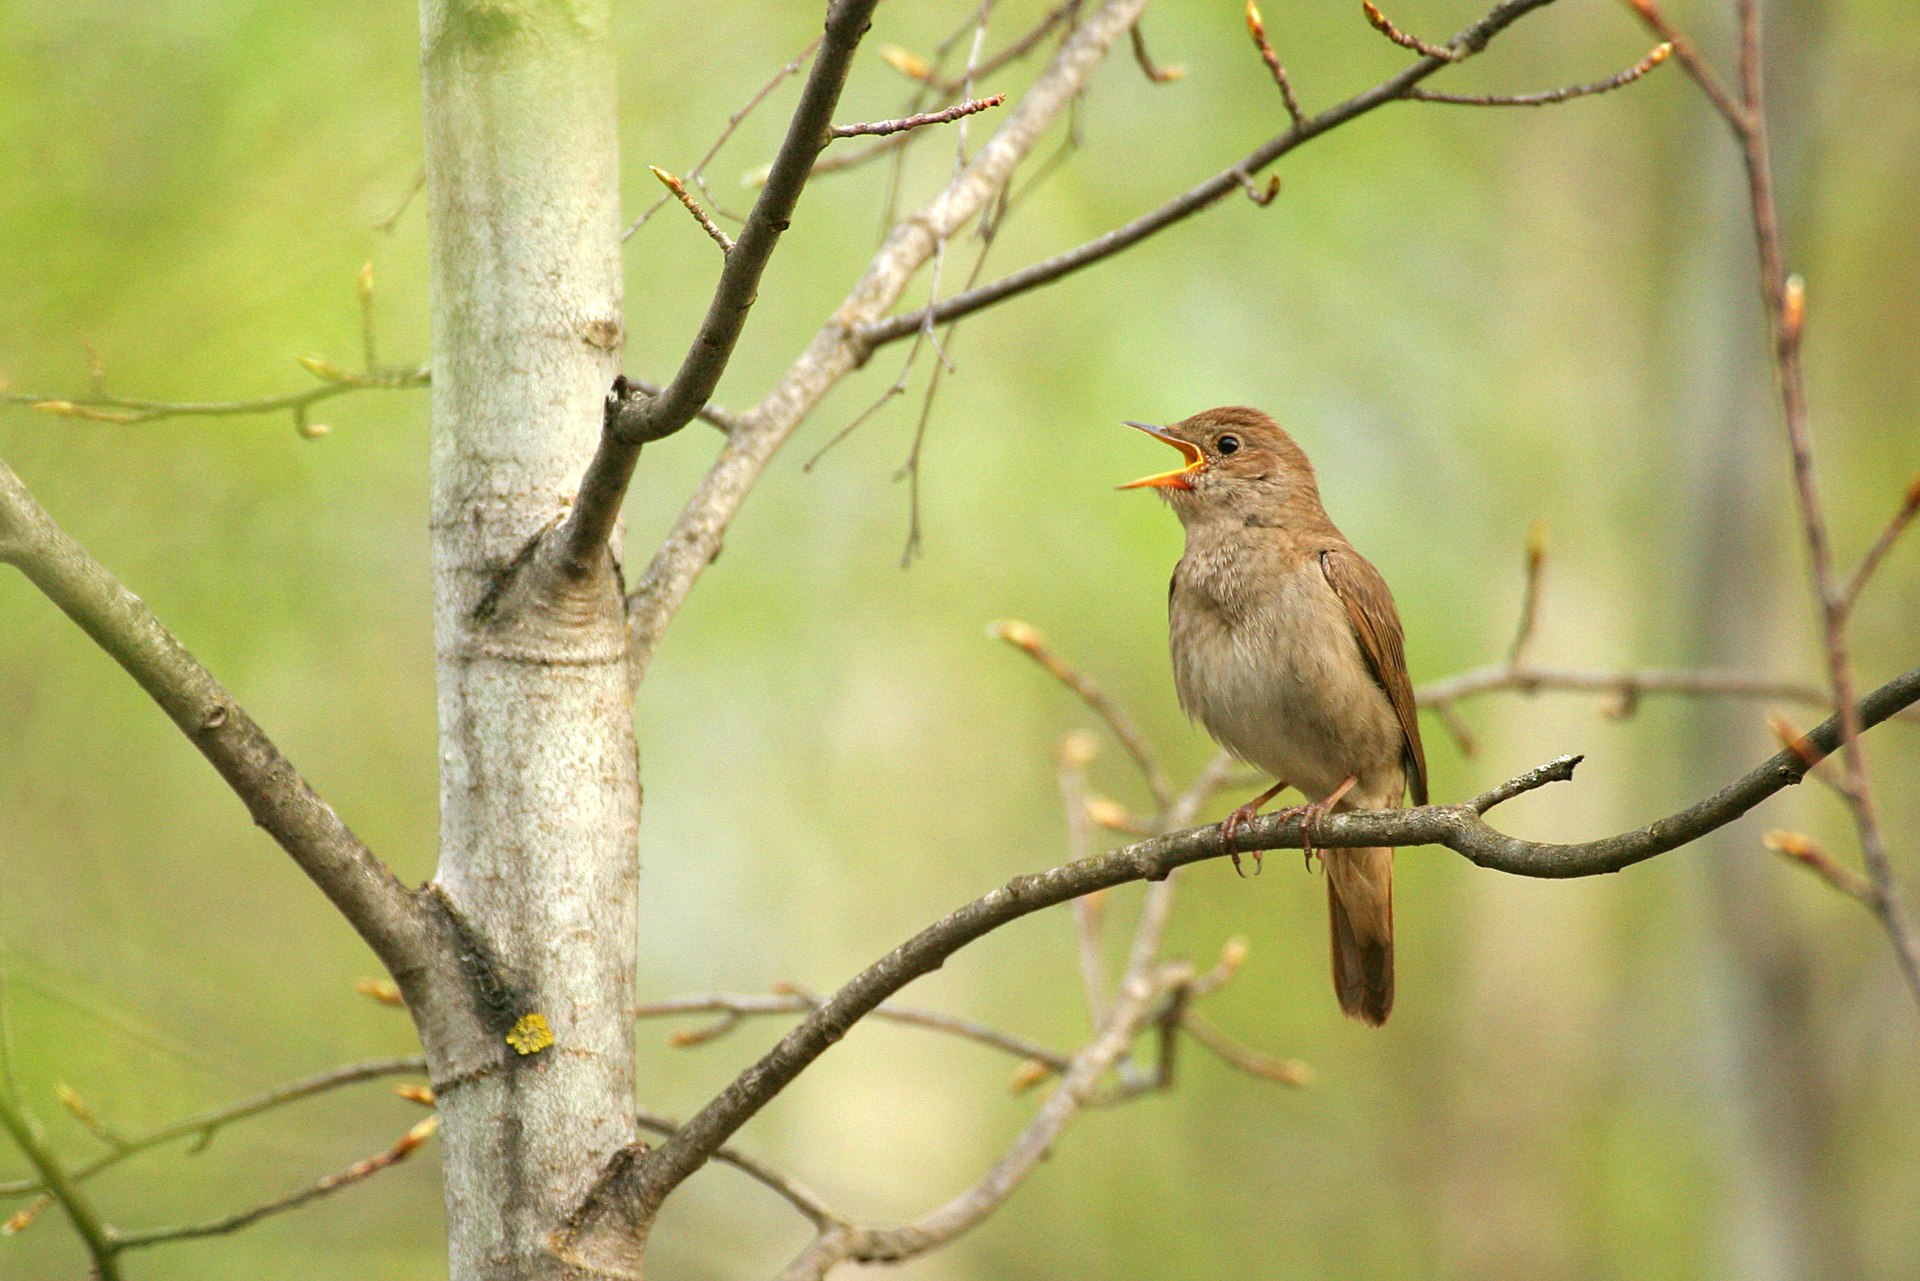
[1179,1011,1313,1088]
[1412,662,1918,721]
[112,1118,437,1251]
[2,365,427,429]
[771,963,1191,1281]
[630,991,1070,1072]
[831,94,1007,138]
[1245,2,1305,128]
[1764,831,1875,907]
[1361,0,1464,61]
[989,619,1174,809]
[1620,0,1746,129]
[859,0,1567,350]
[649,167,735,253]
[1509,520,1547,665]
[0,1090,121,1279]
[1651,0,1920,1003]
[632,1108,842,1231]
[0,1057,427,1199]
[1127,22,1185,83]
[623,33,824,241]
[1406,42,1671,105]
[1841,473,1920,616]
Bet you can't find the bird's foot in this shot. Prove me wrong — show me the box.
[1220,800,1268,877]
[1269,800,1332,869]
[1219,779,1291,878]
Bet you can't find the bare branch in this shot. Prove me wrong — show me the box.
[1765,830,1876,907]
[623,34,824,241]
[1412,662,1919,720]
[1361,0,1464,61]
[2,364,426,433]
[556,0,885,579]
[632,989,1071,1072]
[1180,1011,1313,1088]
[830,94,1006,139]
[632,1108,842,1231]
[0,1057,428,1200]
[773,963,1191,1281]
[0,1090,121,1279]
[859,0,1563,350]
[1245,1,1305,128]
[569,663,1920,1234]
[1841,472,1920,615]
[1641,0,1920,1004]
[1509,520,1547,665]
[0,462,432,978]
[1128,22,1185,84]
[1405,42,1671,105]
[112,1117,437,1252]
[1619,0,1746,129]
[990,619,1174,808]
[623,0,1157,683]
[649,166,735,253]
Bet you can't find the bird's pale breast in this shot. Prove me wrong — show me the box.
[1169,537,1406,808]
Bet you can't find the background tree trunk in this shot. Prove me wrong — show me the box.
[418,2,638,1278]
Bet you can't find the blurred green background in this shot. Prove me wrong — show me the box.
[3,0,1917,1277]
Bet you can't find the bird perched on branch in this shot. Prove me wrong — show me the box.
[1121,406,1427,1025]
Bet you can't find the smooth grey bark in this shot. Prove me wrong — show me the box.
[418,3,638,1279]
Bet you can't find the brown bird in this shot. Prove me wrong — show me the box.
[1121,406,1426,1025]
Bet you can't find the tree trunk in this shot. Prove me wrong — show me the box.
[418,2,638,1278]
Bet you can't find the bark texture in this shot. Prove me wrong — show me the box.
[419,2,637,1278]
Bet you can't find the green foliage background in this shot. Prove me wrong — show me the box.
[2,0,1916,1277]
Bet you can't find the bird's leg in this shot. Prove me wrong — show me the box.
[1275,775,1358,870]
[1220,778,1290,877]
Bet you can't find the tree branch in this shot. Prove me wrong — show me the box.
[111,1117,437,1252]
[858,0,1564,350]
[623,0,1156,682]
[772,963,1190,1281]
[0,1089,121,1280]
[632,989,1070,1072]
[576,661,1920,1238]
[1625,0,1920,1005]
[1404,41,1670,106]
[0,1057,428,1199]
[555,0,884,579]
[632,1108,842,1232]
[830,94,1006,138]
[0,460,432,979]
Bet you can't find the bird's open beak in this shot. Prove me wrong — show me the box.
[1117,421,1206,490]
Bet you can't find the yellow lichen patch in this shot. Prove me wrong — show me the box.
[506,1012,554,1056]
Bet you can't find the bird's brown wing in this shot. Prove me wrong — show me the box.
[1318,547,1428,806]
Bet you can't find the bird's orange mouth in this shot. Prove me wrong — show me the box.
[1118,421,1205,490]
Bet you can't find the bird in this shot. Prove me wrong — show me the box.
[1120,405,1426,1026]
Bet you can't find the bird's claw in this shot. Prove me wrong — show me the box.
[1220,802,1267,877]
[1272,799,1335,869]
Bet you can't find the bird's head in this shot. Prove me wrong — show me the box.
[1118,406,1319,524]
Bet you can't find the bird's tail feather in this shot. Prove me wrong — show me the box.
[1326,846,1393,1026]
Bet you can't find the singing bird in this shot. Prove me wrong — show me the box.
[1121,406,1426,1025]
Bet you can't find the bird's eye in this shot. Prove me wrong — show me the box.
[1216,435,1241,455]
